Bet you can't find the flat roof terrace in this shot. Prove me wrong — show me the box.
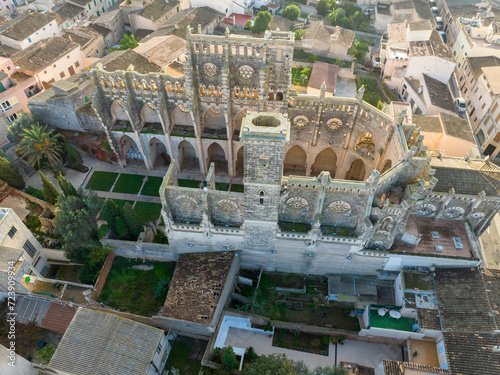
[393,215,473,258]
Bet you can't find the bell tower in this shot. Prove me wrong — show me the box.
[240,112,290,251]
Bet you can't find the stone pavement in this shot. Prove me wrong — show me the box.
[224,327,402,370]
[91,191,161,204]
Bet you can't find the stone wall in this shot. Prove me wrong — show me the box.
[92,252,116,301]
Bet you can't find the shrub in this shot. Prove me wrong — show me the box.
[246,346,258,362]
[153,276,171,298]
[295,28,306,41]
[35,343,57,365]
[309,54,319,63]
[25,186,45,201]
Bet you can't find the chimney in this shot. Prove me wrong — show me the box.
[197,23,201,34]
[174,22,179,29]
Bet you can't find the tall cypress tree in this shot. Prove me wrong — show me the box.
[102,199,121,234]
[116,217,130,240]
[122,203,142,239]
[39,171,60,204]
[56,174,78,197]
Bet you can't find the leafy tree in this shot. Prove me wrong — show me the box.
[56,174,77,198]
[283,4,301,21]
[351,10,367,28]
[122,203,142,239]
[78,243,111,284]
[243,354,295,375]
[222,345,239,370]
[0,156,25,189]
[19,124,63,169]
[300,67,311,85]
[293,360,310,375]
[316,0,333,17]
[329,8,346,26]
[349,39,370,59]
[35,343,57,365]
[251,11,273,33]
[39,171,60,204]
[53,188,102,261]
[309,54,319,63]
[109,32,138,51]
[295,28,306,41]
[102,199,121,234]
[6,112,42,144]
[116,216,129,239]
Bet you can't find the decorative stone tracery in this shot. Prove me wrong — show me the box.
[328,201,351,213]
[203,63,217,77]
[286,197,309,208]
[239,65,254,79]
[443,206,465,219]
[176,195,197,208]
[415,203,436,216]
[326,118,342,131]
[293,115,309,129]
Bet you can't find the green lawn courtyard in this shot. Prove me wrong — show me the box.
[98,257,175,316]
[85,171,118,191]
[141,176,163,196]
[134,202,162,224]
[112,173,146,194]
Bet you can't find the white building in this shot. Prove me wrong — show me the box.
[190,0,265,17]
[400,73,456,115]
[452,20,500,70]
[0,12,59,50]
[0,207,49,294]
[12,37,84,89]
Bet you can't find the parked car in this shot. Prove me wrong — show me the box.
[430,0,436,7]
[440,31,447,42]
[432,6,439,16]
[435,16,443,30]
[456,98,467,112]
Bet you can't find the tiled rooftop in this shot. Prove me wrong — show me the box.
[161,252,236,324]
[49,308,164,375]
[40,302,78,333]
[434,268,496,332]
[444,331,500,375]
[383,359,450,374]
[430,158,500,197]
[417,308,441,330]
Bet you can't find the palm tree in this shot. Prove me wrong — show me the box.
[19,124,63,169]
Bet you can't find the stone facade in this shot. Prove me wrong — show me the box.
[89,29,500,275]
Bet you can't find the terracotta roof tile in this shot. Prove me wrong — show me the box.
[41,302,78,333]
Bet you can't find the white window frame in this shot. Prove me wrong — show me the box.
[1,96,19,112]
